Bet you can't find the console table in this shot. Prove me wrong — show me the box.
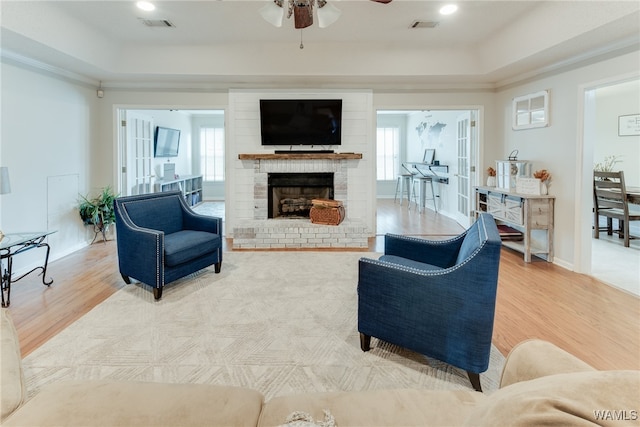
[1,231,56,307]
[475,187,554,262]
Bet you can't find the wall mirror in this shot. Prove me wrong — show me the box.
[512,90,549,130]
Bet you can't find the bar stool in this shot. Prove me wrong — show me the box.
[394,173,413,205]
[410,176,438,213]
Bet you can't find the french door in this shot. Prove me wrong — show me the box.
[119,111,154,196]
[452,111,477,226]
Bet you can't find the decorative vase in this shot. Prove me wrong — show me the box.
[540,182,548,195]
[487,176,496,187]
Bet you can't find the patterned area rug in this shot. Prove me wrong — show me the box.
[23,251,505,400]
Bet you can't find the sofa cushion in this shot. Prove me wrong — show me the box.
[0,309,26,422]
[3,381,264,427]
[164,230,221,267]
[464,370,640,426]
[259,388,486,427]
[378,255,443,271]
[122,196,184,235]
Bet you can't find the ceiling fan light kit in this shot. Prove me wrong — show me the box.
[260,0,343,30]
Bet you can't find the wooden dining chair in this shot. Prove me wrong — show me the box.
[593,170,640,247]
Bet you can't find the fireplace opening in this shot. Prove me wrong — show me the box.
[268,173,334,219]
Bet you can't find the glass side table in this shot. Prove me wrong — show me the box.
[1,231,56,307]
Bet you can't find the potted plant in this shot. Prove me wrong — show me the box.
[78,186,118,243]
[486,166,497,187]
[594,155,622,173]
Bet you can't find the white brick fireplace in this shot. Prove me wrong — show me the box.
[232,154,368,249]
[226,89,376,249]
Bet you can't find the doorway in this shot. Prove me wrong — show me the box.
[116,108,226,200]
[579,78,640,296]
[375,109,480,228]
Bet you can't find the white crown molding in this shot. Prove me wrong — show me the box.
[1,49,100,88]
[3,36,638,95]
[495,35,640,91]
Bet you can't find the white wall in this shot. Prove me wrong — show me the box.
[0,61,95,270]
[594,81,640,187]
[226,89,375,235]
[2,47,638,275]
[495,50,640,270]
[134,109,193,181]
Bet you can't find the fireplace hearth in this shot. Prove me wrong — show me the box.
[268,173,334,219]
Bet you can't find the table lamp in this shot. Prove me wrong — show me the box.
[0,167,11,241]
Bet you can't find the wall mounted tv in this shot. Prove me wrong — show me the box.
[260,99,342,146]
[154,126,181,157]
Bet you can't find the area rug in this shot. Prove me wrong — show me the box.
[22,251,505,400]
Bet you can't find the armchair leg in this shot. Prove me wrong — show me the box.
[360,333,371,352]
[153,286,163,300]
[215,262,222,274]
[467,371,482,392]
[121,274,131,284]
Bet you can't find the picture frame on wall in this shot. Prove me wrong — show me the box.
[618,114,640,136]
[512,90,549,130]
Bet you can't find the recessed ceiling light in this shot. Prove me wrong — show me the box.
[137,1,156,12]
[439,4,458,15]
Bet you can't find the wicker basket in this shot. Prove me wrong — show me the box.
[310,199,345,225]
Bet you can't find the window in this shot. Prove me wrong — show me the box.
[200,126,225,181]
[376,126,400,180]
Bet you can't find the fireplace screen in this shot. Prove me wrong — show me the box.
[268,173,334,219]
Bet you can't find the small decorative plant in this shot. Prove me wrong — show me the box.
[533,169,552,185]
[487,166,496,177]
[594,155,622,172]
[78,186,118,243]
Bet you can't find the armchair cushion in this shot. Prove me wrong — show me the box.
[164,230,221,267]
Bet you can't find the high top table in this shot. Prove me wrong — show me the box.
[1,231,56,307]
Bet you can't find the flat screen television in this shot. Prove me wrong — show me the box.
[154,126,180,157]
[260,99,342,146]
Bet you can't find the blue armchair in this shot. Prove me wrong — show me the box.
[114,191,223,300]
[358,213,501,392]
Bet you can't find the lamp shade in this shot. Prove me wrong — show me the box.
[0,167,10,195]
[260,0,285,27]
[317,1,341,28]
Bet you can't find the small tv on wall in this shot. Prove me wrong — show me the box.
[154,126,180,157]
[260,99,342,146]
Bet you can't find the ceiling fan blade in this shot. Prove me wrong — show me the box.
[370,0,392,3]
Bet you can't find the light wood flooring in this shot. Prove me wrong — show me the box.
[6,199,640,371]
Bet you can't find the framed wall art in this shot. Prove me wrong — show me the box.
[618,114,640,136]
[512,90,549,130]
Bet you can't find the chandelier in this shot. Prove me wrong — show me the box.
[259,0,342,29]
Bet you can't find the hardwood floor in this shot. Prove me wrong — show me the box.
[7,198,639,372]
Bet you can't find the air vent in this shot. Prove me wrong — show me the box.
[409,20,439,29]
[140,19,175,27]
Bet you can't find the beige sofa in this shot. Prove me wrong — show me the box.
[2,308,638,426]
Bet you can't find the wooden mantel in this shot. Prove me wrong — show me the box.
[239,153,363,160]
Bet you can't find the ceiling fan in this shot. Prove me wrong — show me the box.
[260,0,392,30]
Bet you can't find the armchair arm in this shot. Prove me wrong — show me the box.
[384,234,464,268]
[115,205,164,288]
[499,339,595,388]
[180,199,222,236]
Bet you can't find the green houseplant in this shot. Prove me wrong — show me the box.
[78,186,118,243]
